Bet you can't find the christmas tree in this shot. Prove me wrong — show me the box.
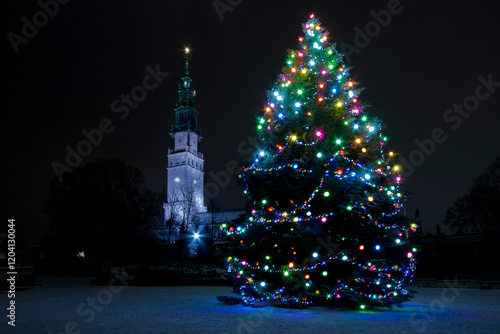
[220,14,417,310]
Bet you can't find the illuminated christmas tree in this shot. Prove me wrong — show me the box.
[220,14,417,310]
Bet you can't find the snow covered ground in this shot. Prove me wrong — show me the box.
[2,275,500,334]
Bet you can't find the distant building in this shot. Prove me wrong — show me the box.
[163,48,206,232]
[161,49,244,243]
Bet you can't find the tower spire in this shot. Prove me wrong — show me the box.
[184,47,190,76]
[176,47,196,109]
[164,45,206,225]
[173,46,199,134]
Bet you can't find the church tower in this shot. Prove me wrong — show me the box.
[164,48,206,228]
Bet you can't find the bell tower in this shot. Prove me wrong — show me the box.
[164,48,206,228]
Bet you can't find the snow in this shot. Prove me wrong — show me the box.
[3,276,500,334]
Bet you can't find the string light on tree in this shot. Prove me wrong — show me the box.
[219,13,417,310]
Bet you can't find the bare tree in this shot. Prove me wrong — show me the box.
[206,198,229,247]
[159,200,182,245]
[168,176,203,235]
[162,177,204,259]
[43,158,163,263]
[444,156,500,234]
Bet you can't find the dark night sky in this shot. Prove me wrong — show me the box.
[3,0,500,245]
